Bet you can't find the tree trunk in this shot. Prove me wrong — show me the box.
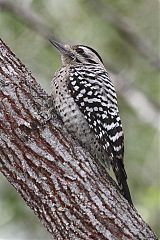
[0,39,158,240]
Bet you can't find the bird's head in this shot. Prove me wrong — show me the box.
[49,39,104,67]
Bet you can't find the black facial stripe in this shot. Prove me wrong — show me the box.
[77,51,97,64]
[78,51,89,59]
[75,57,82,63]
[87,59,97,64]
[76,48,84,54]
[79,45,103,63]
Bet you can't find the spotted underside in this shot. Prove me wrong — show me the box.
[68,64,124,162]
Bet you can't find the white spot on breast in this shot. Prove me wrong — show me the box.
[99,132,103,138]
[87,91,93,96]
[94,107,98,111]
[77,93,83,98]
[80,89,86,94]
[80,102,85,106]
[93,121,97,126]
[71,81,76,85]
[74,86,79,91]
[102,114,106,119]
[86,106,90,112]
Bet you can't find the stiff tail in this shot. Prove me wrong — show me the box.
[112,159,133,205]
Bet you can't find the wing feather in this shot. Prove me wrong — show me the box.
[68,64,133,205]
[68,65,124,161]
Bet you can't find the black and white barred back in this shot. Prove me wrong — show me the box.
[51,41,132,205]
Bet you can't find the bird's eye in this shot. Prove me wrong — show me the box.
[76,48,84,54]
[70,53,76,60]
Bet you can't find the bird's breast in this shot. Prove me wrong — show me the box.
[51,66,111,168]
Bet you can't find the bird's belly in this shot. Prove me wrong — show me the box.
[53,89,110,168]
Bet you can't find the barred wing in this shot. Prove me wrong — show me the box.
[68,65,124,161]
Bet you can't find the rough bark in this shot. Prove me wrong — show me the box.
[0,39,158,240]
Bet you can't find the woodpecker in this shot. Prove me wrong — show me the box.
[50,40,132,205]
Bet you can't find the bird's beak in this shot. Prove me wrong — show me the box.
[49,39,68,55]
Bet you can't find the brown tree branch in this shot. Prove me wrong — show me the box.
[0,40,158,239]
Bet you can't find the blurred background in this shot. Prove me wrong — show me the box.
[0,0,159,239]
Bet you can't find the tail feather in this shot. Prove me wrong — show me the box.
[112,159,133,205]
